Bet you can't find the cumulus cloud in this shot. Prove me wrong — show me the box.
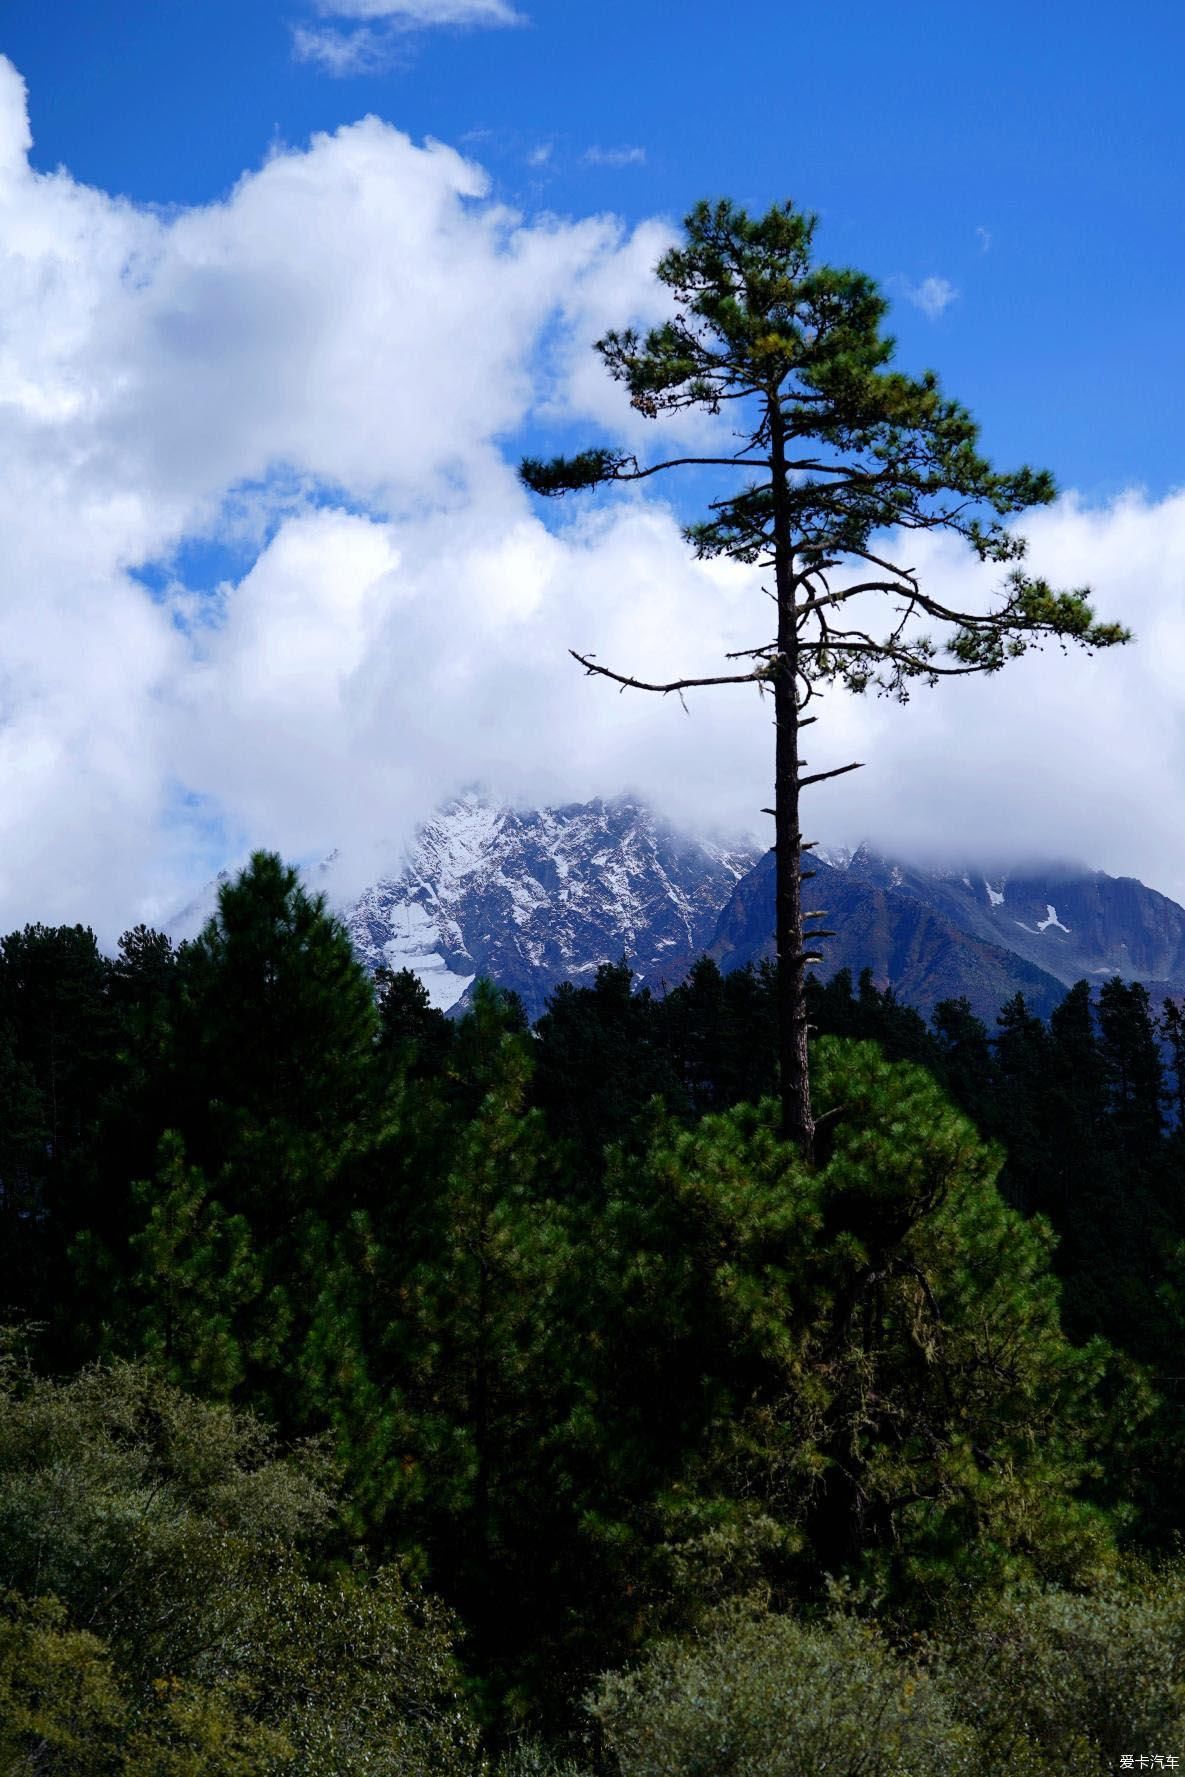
[900,274,959,318]
[0,57,662,933]
[1,52,1184,948]
[170,499,768,882]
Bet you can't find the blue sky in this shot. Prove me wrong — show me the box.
[1,0,1184,932]
[6,0,1183,502]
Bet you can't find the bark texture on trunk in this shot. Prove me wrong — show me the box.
[770,407,815,1162]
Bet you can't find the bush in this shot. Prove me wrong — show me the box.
[588,1602,975,1777]
[939,1567,1185,1773]
[493,1745,590,1777]
[0,1351,480,1775]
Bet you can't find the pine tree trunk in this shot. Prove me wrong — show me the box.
[773,636,813,1160]
[770,407,815,1161]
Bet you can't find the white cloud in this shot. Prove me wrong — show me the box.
[976,225,992,253]
[314,0,523,20]
[900,274,959,319]
[0,57,663,934]
[790,490,1185,901]
[0,58,31,173]
[173,485,1185,912]
[582,145,646,168]
[294,0,523,74]
[1,53,1185,947]
[292,25,398,74]
[170,499,768,874]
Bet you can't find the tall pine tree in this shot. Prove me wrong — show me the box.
[522,199,1126,1157]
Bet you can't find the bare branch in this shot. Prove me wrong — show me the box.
[569,649,763,694]
[799,761,865,788]
[852,546,919,583]
[614,455,768,481]
[799,577,917,614]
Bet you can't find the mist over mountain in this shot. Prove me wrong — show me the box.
[168,792,1185,1025]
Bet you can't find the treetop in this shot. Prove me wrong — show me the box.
[521,196,1130,698]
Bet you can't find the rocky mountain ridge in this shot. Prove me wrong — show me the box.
[709,845,1185,1020]
[168,794,1185,1024]
[341,792,760,1020]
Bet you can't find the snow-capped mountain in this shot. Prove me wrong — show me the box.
[341,792,761,1019]
[166,800,1185,1027]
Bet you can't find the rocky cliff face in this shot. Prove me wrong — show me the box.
[340,792,760,1020]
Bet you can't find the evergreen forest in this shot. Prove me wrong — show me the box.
[2,850,1185,1772]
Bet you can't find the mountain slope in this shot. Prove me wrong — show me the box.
[709,852,1070,1021]
[828,846,1185,992]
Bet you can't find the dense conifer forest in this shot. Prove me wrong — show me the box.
[1,850,1184,1771]
[2,856,1185,1762]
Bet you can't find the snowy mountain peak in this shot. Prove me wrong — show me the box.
[165,813,1185,1027]
[165,870,232,943]
[340,792,762,1017]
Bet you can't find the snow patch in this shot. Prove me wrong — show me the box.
[383,944,474,1013]
[984,879,1005,907]
[360,895,474,1012]
[1015,903,1072,937]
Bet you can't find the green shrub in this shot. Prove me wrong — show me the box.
[0,1354,480,1775]
[589,1602,975,1777]
[493,1744,590,1777]
[0,1594,126,1775]
[939,1568,1185,1773]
